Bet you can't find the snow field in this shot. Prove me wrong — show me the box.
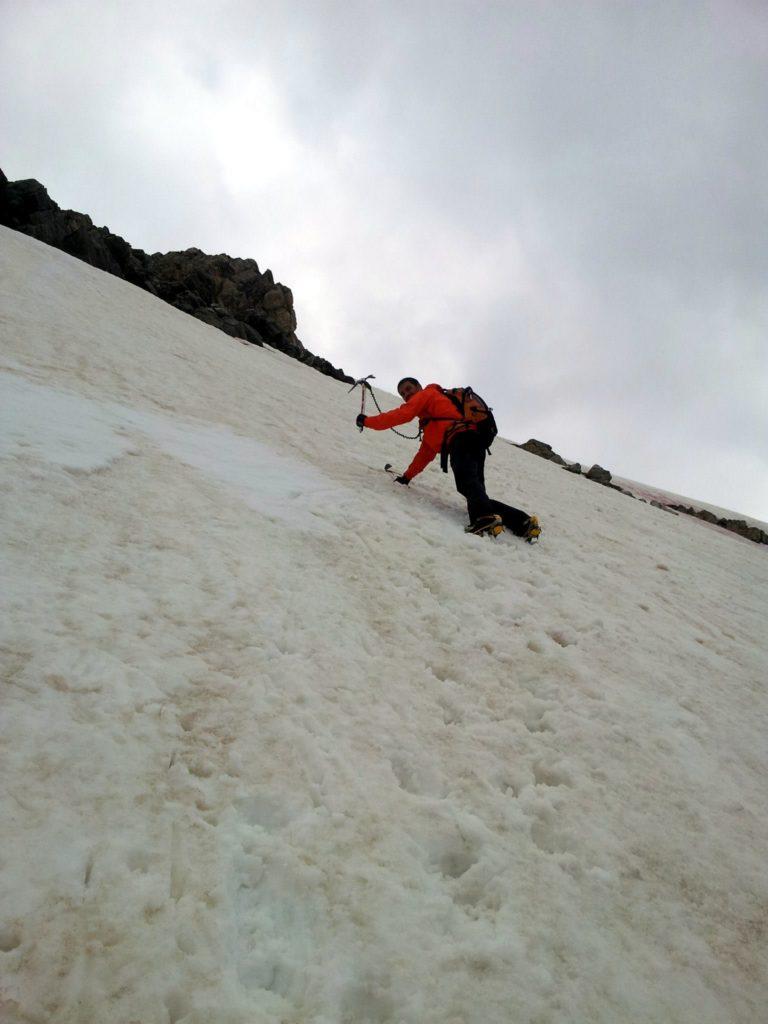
[1,226,767,1023]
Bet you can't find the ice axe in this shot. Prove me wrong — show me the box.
[384,464,409,485]
[348,374,375,430]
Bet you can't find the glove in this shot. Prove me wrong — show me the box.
[356,413,367,428]
[394,475,410,485]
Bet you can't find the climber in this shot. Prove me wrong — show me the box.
[357,377,540,539]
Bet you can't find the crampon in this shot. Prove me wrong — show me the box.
[464,514,504,538]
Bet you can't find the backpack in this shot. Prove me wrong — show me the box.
[439,387,498,472]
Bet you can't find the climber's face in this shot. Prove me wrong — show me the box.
[398,379,421,403]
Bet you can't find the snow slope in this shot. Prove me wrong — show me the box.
[1,225,767,1024]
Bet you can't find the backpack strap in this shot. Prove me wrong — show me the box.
[441,387,466,415]
[420,388,466,429]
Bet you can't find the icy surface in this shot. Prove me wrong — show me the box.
[0,375,342,533]
[1,226,767,1023]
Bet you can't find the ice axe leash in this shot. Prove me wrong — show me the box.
[349,374,420,440]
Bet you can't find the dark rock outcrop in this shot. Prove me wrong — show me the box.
[0,169,354,384]
[667,505,768,545]
[516,437,644,501]
[650,501,679,515]
[0,169,155,289]
[516,434,765,544]
[516,439,583,476]
[586,464,612,485]
[517,439,567,465]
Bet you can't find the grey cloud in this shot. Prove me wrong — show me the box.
[1,0,766,518]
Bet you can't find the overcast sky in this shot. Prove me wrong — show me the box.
[2,0,767,520]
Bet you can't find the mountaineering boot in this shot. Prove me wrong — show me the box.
[465,513,504,538]
[522,515,541,543]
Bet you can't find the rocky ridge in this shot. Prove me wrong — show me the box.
[0,169,353,384]
[517,438,767,546]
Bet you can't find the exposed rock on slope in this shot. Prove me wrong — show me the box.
[0,172,153,288]
[517,438,568,466]
[0,168,353,383]
[585,463,612,485]
[667,505,768,545]
[517,435,766,545]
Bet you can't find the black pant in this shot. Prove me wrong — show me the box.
[449,432,530,535]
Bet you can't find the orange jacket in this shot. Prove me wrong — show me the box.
[363,383,465,480]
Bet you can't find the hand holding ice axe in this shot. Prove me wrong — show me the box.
[384,463,410,485]
[348,374,375,430]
